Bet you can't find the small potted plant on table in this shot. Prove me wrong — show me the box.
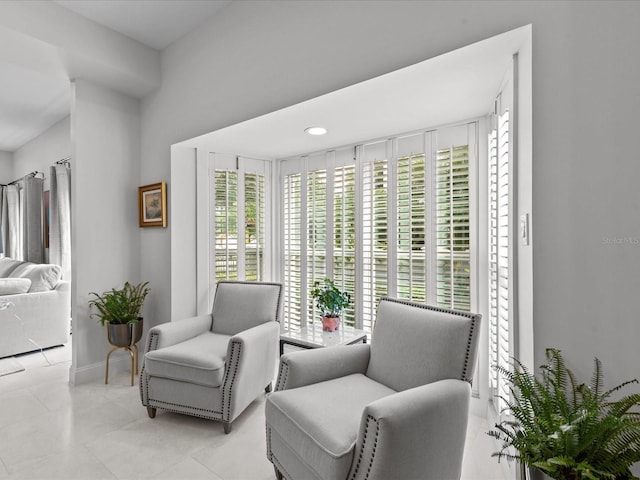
[310,278,350,332]
[488,348,640,480]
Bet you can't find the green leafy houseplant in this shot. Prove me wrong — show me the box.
[310,278,350,318]
[88,281,150,326]
[488,348,640,480]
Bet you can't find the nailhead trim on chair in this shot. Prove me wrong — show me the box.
[275,360,290,392]
[221,340,242,422]
[378,297,480,383]
[147,399,222,419]
[349,414,380,480]
[266,424,272,459]
[140,331,160,405]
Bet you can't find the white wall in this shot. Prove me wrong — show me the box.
[12,116,70,191]
[140,0,640,395]
[0,151,12,184]
[69,79,141,384]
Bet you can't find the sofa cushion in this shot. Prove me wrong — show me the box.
[0,258,24,278]
[266,374,396,479]
[9,262,61,292]
[0,278,32,295]
[144,331,231,388]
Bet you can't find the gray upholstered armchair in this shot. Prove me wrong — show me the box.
[140,281,282,433]
[265,297,481,480]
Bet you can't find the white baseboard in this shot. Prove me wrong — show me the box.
[69,353,140,385]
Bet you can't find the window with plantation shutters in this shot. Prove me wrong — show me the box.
[210,154,270,285]
[280,123,476,334]
[281,150,358,331]
[436,145,471,311]
[488,102,511,413]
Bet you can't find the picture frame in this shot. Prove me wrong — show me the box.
[138,182,167,228]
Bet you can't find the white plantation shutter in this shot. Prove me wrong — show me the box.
[214,169,239,281]
[396,152,428,302]
[436,145,471,311]
[283,171,303,330]
[244,170,266,281]
[307,168,327,323]
[361,141,389,332]
[333,162,356,327]
[489,104,511,412]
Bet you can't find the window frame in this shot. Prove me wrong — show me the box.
[196,152,272,313]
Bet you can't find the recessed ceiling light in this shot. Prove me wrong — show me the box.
[305,126,327,136]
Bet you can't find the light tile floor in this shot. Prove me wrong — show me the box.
[0,344,507,480]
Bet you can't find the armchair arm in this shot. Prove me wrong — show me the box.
[144,314,212,352]
[348,379,471,480]
[221,321,280,422]
[275,344,370,391]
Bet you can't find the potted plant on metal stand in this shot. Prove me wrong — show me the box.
[89,281,150,385]
[310,278,350,332]
[488,348,640,480]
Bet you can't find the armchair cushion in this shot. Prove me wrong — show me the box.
[266,373,395,480]
[144,331,231,388]
[211,281,282,335]
[366,299,480,391]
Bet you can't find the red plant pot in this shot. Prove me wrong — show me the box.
[321,316,340,332]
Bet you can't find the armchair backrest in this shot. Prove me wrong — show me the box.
[366,298,481,392]
[211,281,282,336]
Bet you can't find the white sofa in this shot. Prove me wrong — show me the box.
[0,257,70,358]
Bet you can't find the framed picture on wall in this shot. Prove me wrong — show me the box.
[138,181,167,228]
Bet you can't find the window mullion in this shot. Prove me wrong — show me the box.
[326,151,335,278]
[300,157,309,328]
[237,159,246,280]
[354,145,363,329]
[387,139,398,298]
[425,132,436,305]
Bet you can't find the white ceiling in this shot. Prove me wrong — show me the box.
[0,0,231,153]
[53,0,232,50]
[179,26,530,160]
[2,1,528,161]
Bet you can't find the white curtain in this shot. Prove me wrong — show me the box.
[0,186,6,256]
[22,176,44,263]
[49,164,71,280]
[0,184,23,260]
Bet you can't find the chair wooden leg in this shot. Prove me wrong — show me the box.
[265,382,272,393]
[147,407,156,418]
[223,421,232,434]
[274,466,283,480]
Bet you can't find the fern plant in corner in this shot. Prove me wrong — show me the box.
[488,348,640,480]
